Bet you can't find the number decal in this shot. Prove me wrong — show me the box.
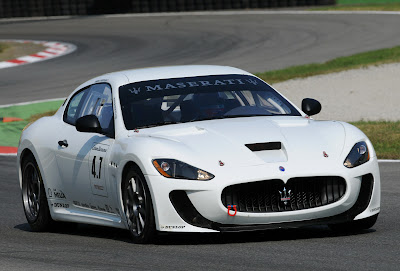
[89,143,109,197]
[92,156,96,178]
[98,157,103,179]
[91,156,103,179]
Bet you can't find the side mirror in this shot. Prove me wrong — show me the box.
[76,115,102,133]
[302,98,321,116]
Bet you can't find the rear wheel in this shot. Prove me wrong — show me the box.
[122,166,156,244]
[21,153,53,231]
[329,214,378,232]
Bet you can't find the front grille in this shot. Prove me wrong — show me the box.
[221,177,346,213]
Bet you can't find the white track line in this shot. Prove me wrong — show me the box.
[0,97,65,108]
[0,15,75,23]
[378,160,400,163]
[0,39,76,69]
[104,10,400,18]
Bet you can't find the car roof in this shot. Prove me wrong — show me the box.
[108,65,253,84]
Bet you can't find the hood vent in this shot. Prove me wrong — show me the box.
[245,142,282,152]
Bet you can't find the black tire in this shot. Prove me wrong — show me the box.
[122,166,156,244]
[21,153,53,231]
[328,214,378,232]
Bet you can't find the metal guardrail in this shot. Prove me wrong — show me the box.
[0,0,336,18]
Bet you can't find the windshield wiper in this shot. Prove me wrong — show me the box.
[185,114,271,123]
[135,121,180,129]
[221,114,271,119]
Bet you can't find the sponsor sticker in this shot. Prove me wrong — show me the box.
[127,78,259,95]
[160,225,186,230]
[370,207,380,212]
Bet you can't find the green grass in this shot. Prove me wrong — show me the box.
[0,103,398,159]
[1,108,399,159]
[313,0,400,10]
[338,0,400,4]
[1,44,399,158]
[0,100,63,147]
[315,3,400,11]
[0,43,9,53]
[255,45,400,83]
[350,121,400,159]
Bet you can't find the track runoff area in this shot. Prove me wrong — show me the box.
[0,11,399,160]
[0,40,75,154]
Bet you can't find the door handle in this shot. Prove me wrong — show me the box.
[58,140,68,148]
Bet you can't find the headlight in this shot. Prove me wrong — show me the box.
[152,159,214,180]
[344,141,370,168]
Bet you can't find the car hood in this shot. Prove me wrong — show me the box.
[134,116,346,168]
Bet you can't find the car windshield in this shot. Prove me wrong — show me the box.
[119,74,301,129]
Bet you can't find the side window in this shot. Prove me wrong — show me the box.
[64,87,89,125]
[83,84,113,135]
[64,84,114,136]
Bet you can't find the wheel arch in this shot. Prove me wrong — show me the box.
[18,147,39,188]
[118,161,142,225]
[18,146,53,215]
[118,160,159,231]
[20,148,34,164]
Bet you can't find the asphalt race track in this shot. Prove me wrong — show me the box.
[1,12,400,104]
[1,12,400,270]
[0,157,399,270]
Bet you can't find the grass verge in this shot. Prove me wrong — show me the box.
[0,104,398,159]
[255,45,400,83]
[338,0,400,3]
[313,3,400,11]
[0,41,46,61]
[313,0,400,11]
[350,121,400,159]
[0,43,9,53]
[0,100,63,147]
[1,44,399,158]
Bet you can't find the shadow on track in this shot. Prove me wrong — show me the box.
[14,222,376,246]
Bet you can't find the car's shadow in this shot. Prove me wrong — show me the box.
[14,222,375,245]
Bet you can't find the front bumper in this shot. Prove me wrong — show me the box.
[146,157,380,233]
[170,173,374,232]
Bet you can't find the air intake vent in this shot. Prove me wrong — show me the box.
[245,142,281,152]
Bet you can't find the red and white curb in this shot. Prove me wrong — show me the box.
[0,147,18,156]
[0,39,76,69]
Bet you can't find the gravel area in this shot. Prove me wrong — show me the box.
[0,41,45,61]
[273,63,400,122]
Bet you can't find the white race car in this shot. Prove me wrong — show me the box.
[18,65,380,243]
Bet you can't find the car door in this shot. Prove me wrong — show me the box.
[55,83,116,214]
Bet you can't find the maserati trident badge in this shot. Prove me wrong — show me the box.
[279,187,291,205]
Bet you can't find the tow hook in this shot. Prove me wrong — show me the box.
[227,205,237,216]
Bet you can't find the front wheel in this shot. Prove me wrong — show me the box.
[122,166,156,244]
[328,214,378,232]
[21,153,53,231]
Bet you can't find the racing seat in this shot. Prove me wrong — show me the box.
[223,98,241,114]
[180,100,198,122]
[131,103,164,128]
